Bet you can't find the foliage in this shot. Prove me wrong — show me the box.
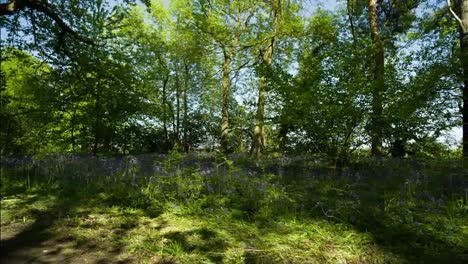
[0,0,462,157]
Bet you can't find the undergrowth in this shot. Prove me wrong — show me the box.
[1,154,467,263]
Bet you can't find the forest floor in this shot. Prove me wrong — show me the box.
[1,186,467,264]
[0,191,127,264]
[1,157,468,263]
[0,190,388,264]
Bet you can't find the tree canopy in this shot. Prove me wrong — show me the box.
[0,0,464,159]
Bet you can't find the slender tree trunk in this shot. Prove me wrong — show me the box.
[183,62,190,153]
[464,61,468,158]
[123,129,127,155]
[339,0,360,162]
[368,0,384,158]
[170,104,178,149]
[252,2,279,158]
[338,119,354,168]
[174,70,181,150]
[71,109,76,154]
[277,122,288,153]
[162,72,170,151]
[221,48,234,154]
[4,119,11,154]
[92,131,99,155]
[347,0,357,44]
[102,126,112,153]
[92,84,101,156]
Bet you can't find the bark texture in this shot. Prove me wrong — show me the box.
[251,46,271,158]
[368,0,385,158]
[221,48,235,154]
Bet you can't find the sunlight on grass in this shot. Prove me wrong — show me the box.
[1,157,467,263]
[1,191,406,263]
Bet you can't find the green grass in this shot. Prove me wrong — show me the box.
[1,190,402,263]
[1,158,467,263]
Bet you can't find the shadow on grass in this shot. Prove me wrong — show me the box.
[367,222,467,264]
[302,176,468,264]
[188,163,468,263]
[163,228,227,263]
[0,183,164,263]
[351,200,468,263]
[1,157,467,263]
[1,207,55,258]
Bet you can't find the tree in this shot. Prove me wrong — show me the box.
[192,0,256,154]
[250,0,302,158]
[250,0,281,158]
[447,0,468,158]
[344,0,422,157]
[0,0,461,159]
[0,48,51,154]
[367,0,385,157]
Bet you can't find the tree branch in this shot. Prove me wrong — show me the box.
[447,0,465,30]
[0,0,95,45]
[30,1,95,45]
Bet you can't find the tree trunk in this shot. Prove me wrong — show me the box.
[277,121,289,153]
[460,29,468,158]
[92,84,101,156]
[461,1,468,158]
[71,109,76,154]
[221,48,234,154]
[252,70,267,157]
[338,119,354,168]
[252,42,273,158]
[252,2,280,158]
[174,70,181,150]
[92,131,99,155]
[183,62,190,153]
[170,104,178,149]
[448,0,468,158]
[368,0,384,158]
[162,72,170,151]
[464,61,468,158]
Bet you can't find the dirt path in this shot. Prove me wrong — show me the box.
[1,221,129,264]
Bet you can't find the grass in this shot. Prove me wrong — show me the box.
[1,155,467,263]
[1,190,396,263]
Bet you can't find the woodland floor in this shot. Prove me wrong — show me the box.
[0,193,384,264]
[1,159,468,263]
[1,187,467,264]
